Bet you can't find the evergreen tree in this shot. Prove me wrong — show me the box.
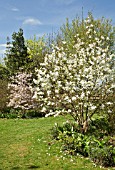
[5,28,29,74]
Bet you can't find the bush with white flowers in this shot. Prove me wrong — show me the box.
[33,14,114,132]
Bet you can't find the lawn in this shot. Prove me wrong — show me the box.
[0,116,114,170]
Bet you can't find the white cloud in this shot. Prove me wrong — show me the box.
[6,4,19,12]
[23,18,42,26]
[11,7,19,12]
[55,0,75,5]
[63,0,75,5]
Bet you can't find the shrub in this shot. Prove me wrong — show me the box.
[0,108,21,119]
[88,117,111,137]
[51,120,115,167]
[24,109,45,118]
[89,144,115,167]
[0,79,9,112]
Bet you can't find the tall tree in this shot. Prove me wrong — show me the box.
[33,13,115,133]
[5,28,29,74]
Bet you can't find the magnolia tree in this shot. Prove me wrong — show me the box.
[33,14,115,132]
[8,71,37,114]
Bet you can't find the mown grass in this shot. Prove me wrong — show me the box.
[0,116,114,170]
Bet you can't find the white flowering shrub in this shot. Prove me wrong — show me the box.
[33,14,114,132]
[8,71,37,114]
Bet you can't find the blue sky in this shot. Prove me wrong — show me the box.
[0,0,115,58]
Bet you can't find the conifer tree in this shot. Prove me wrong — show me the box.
[5,28,29,74]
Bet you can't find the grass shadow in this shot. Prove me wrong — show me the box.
[27,165,40,169]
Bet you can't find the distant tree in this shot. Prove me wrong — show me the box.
[26,35,47,71]
[4,28,30,75]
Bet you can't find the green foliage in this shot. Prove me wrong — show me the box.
[88,117,112,137]
[0,110,19,119]
[51,118,115,167]
[23,109,46,118]
[4,28,30,74]
[0,108,45,119]
[0,63,9,80]
[107,96,115,135]
[89,141,115,167]
[26,36,48,72]
[0,79,9,112]
[60,13,115,53]
[0,63,9,112]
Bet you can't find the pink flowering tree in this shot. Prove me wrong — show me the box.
[33,14,115,132]
[8,71,37,116]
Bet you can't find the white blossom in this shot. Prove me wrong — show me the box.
[33,15,114,126]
